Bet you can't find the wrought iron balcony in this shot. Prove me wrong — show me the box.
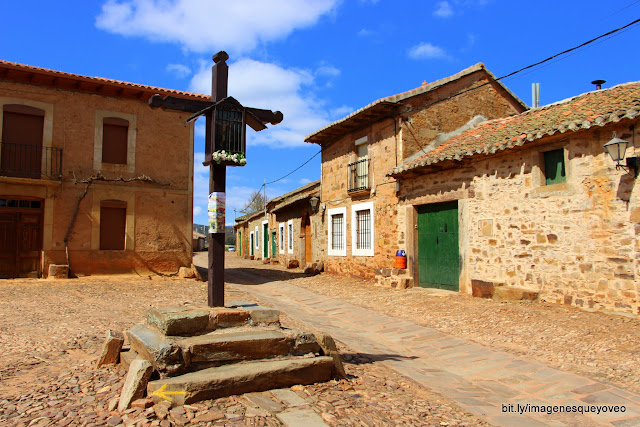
[0,142,62,180]
[348,158,370,192]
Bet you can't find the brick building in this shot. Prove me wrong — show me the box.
[0,60,206,277]
[305,63,527,280]
[391,82,640,314]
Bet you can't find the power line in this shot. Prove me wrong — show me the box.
[265,149,321,185]
[404,16,640,116]
[243,16,640,198]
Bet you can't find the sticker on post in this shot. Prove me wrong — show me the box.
[208,192,225,234]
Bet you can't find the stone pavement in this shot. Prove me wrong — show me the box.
[227,270,640,427]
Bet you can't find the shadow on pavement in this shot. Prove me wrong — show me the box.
[342,352,419,364]
[193,265,309,285]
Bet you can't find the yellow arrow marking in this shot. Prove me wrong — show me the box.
[151,384,186,402]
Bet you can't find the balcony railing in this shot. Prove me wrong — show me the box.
[0,142,62,180]
[348,158,370,192]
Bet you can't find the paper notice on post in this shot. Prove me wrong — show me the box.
[208,192,226,233]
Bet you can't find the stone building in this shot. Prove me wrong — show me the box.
[391,82,640,314]
[0,59,205,277]
[234,181,322,267]
[305,63,527,279]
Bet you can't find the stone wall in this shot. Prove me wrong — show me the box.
[319,71,524,279]
[398,121,640,315]
[0,80,194,276]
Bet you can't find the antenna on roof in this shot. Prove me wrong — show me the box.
[591,79,606,90]
[531,83,540,108]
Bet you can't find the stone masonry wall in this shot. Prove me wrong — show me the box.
[399,121,640,315]
[319,72,524,280]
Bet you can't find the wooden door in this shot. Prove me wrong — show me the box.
[271,231,277,260]
[418,201,459,291]
[263,224,269,258]
[304,215,312,264]
[0,198,43,278]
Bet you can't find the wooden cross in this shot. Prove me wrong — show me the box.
[150,51,282,307]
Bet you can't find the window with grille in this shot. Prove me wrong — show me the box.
[328,207,347,256]
[351,202,374,256]
[279,222,285,254]
[287,220,294,254]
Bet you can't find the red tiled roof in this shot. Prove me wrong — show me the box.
[392,81,640,176]
[0,59,209,101]
[305,63,527,145]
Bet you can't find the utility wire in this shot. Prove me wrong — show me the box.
[247,16,640,195]
[403,16,640,116]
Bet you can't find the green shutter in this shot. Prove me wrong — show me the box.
[544,149,566,185]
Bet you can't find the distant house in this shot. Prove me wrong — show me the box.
[0,59,206,277]
[234,180,321,267]
[192,231,206,252]
[305,63,527,279]
[390,82,640,314]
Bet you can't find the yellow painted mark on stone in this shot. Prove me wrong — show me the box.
[151,384,186,402]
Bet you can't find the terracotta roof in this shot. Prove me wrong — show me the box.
[305,63,527,145]
[392,81,640,176]
[0,59,209,101]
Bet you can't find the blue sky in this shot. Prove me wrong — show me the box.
[2,1,640,225]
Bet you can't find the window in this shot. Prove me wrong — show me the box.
[348,136,370,192]
[102,117,129,164]
[100,200,126,250]
[351,202,374,256]
[328,207,347,256]
[94,110,136,173]
[279,222,285,254]
[255,226,259,250]
[544,149,566,185]
[287,220,294,254]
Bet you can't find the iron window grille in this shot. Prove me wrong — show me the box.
[348,158,370,192]
[355,209,371,250]
[331,213,345,251]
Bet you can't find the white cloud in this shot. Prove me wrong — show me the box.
[189,58,334,147]
[299,178,312,185]
[433,1,453,18]
[166,63,191,79]
[408,42,449,60]
[316,65,340,78]
[96,0,338,53]
[357,28,374,37]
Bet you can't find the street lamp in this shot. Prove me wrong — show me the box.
[603,131,639,178]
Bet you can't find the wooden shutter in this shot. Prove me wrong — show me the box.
[100,200,126,250]
[544,149,566,185]
[102,117,128,164]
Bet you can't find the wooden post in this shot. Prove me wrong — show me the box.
[208,51,229,307]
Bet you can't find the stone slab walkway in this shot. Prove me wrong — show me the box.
[228,271,640,426]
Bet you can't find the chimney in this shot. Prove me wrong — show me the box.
[591,79,606,90]
[531,83,540,108]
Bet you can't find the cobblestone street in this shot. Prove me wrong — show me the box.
[0,252,639,426]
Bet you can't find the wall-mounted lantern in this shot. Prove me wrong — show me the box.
[603,130,638,177]
[309,196,320,212]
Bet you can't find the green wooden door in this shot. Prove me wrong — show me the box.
[250,233,254,256]
[238,231,242,255]
[263,224,269,258]
[271,231,277,259]
[418,201,459,291]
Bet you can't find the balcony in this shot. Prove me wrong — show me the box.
[348,158,370,194]
[0,142,62,180]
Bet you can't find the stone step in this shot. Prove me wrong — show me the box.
[147,356,335,405]
[147,305,281,336]
[127,324,323,377]
[179,329,295,366]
